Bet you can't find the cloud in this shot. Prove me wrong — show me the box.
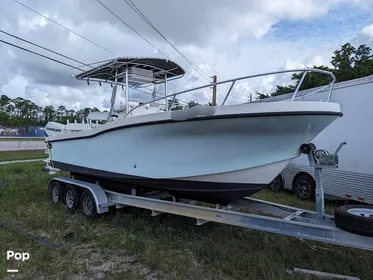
[0,0,372,110]
[362,24,373,37]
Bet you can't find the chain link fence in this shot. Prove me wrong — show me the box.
[0,137,47,163]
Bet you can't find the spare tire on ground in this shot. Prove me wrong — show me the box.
[334,205,373,237]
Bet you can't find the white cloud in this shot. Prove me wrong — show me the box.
[18,13,49,31]
[311,55,325,66]
[0,0,368,110]
[362,24,373,37]
[285,59,305,70]
[262,0,332,19]
[1,75,28,98]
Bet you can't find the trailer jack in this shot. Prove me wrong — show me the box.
[300,142,347,222]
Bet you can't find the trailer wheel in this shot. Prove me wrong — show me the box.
[48,181,64,204]
[267,174,284,192]
[293,174,315,200]
[334,205,373,237]
[80,190,98,219]
[300,144,311,154]
[64,185,81,211]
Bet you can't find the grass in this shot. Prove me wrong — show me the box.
[0,150,48,162]
[1,162,372,279]
[252,189,338,215]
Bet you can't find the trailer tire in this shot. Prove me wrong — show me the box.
[334,205,373,237]
[64,185,81,211]
[80,190,98,219]
[293,174,315,200]
[267,174,284,192]
[48,181,64,204]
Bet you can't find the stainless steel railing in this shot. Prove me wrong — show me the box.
[125,68,336,118]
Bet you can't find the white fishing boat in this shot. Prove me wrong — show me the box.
[46,57,342,203]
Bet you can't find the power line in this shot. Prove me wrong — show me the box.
[0,32,188,104]
[122,0,211,79]
[0,39,85,71]
[0,29,92,68]
[12,0,210,87]
[0,34,190,104]
[0,39,195,105]
[94,0,209,85]
[2,37,242,105]
[12,0,118,57]
[75,58,114,69]
[2,6,209,104]
[123,0,212,80]
[11,0,213,94]
[95,0,169,58]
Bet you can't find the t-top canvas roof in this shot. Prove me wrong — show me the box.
[73,57,185,87]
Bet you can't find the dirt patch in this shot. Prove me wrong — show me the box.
[65,244,163,280]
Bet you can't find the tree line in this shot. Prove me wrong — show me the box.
[256,42,373,99]
[0,95,102,127]
[0,94,189,127]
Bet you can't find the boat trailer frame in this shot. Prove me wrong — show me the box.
[49,142,373,251]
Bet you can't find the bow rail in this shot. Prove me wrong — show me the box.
[125,68,336,118]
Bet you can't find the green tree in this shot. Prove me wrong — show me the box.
[43,105,56,123]
[66,109,76,117]
[187,101,199,108]
[0,112,10,126]
[331,42,356,81]
[0,94,99,126]
[0,95,11,112]
[13,97,25,117]
[168,98,183,110]
[255,91,271,100]
[328,42,373,82]
[56,105,66,121]
[352,44,373,78]
[256,42,373,100]
[291,65,334,91]
[75,107,92,122]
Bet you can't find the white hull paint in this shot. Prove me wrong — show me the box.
[179,159,292,185]
[48,102,342,193]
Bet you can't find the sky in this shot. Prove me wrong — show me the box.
[1,0,373,111]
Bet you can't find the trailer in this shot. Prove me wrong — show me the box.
[263,75,373,204]
[47,142,373,251]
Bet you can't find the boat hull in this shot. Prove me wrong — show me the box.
[54,159,290,203]
[48,102,342,202]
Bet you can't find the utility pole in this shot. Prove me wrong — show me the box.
[212,75,217,106]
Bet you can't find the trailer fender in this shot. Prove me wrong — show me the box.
[49,177,113,214]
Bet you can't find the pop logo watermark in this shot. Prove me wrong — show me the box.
[7,250,30,262]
